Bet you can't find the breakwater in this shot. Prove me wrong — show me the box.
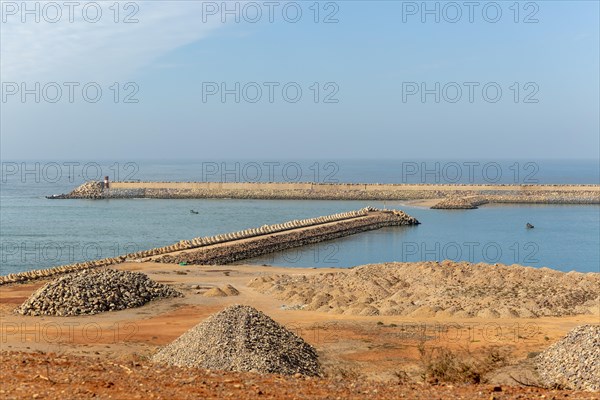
[156,209,417,265]
[0,208,418,285]
[49,181,600,204]
[430,196,490,209]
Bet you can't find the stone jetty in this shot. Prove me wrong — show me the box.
[431,196,489,209]
[156,208,418,265]
[0,207,418,285]
[48,181,600,204]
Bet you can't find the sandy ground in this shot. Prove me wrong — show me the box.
[1,262,599,398]
[7,351,600,400]
[5,351,600,400]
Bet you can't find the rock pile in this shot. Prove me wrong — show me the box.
[535,325,600,391]
[48,181,104,199]
[431,196,488,209]
[249,261,600,318]
[15,269,182,316]
[152,305,321,376]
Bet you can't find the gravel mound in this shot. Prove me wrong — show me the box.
[153,304,321,376]
[249,261,600,318]
[16,269,182,316]
[535,325,600,391]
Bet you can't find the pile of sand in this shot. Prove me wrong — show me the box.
[248,261,599,318]
[203,284,240,297]
[152,305,321,376]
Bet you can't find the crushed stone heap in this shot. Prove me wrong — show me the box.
[153,304,321,376]
[535,325,600,391]
[15,269,182,316]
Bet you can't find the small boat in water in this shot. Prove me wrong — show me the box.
[190,209,199,214]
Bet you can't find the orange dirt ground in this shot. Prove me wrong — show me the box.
[1,262,598,399]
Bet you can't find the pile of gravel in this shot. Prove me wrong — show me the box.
[153,304,321,376]
[535,325,599,391]
[16,269,182,316]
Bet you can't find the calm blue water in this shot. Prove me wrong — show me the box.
[1,160,598,274]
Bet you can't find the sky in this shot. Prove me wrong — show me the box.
[0,0,599,160]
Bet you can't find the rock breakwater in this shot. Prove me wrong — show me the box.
[0,208,417,285]
[0,256,128,286]
[431,196,489,209]
[156,209,418,265]
[50,181,600,204]
[47,181,103,199]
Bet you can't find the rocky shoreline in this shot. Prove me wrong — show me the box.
[431,196,489,209]
[48,181,600,204]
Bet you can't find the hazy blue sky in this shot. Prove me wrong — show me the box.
[1,1,598,160]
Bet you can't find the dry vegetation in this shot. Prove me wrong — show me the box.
[418,343,510,384]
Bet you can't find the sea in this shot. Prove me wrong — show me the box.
[1,159,598,275]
